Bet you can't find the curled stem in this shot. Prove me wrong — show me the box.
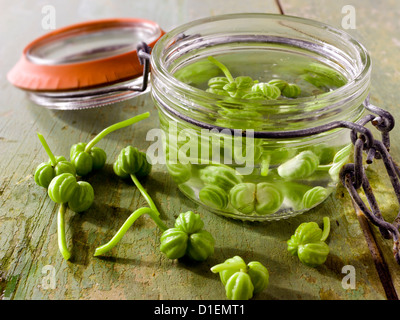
[94,207,168,257]
[320,217,330,242]
[208,56,234,83]
[130,174,160,216]
[58,203,71,261]
[210,260,247,274]
[84,112,150,152]
[37,132,57,166]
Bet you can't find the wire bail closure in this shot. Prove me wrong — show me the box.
[340,98,400,265]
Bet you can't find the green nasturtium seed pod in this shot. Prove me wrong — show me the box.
[159,228,188,260]
[241,92,265,100]
[135,153,152,178]
[113,146,152,179]
[225,271,254,300]
[67,181,94,213]
[211,256,269,300]
[90,147,107,170]
[287,219,330,267]
[199,185,229,210]
[72,151,93,176]
[166,162,192,184]
[48,173,78,204]
[186,230,215,261]
[199,165,242,190]
[282,83,301,98]
[208,77,230,89]
[297,241,330,267]
[302,186,328,209]
[229,182,283,215]
[229,183,256,214]
[211,256,247,285]
[34,156,76,188]
[329,144,352,182]
[255,182,284,215]
[277,150,320,180]
[113,159,130,179]
[206,87,230,96]
[116,146,143,175]
[287,221,323,256]
[247,261,269,294]
[268,79,288,91]
[174,211,204,234]
[70,143,107,176]
[251,83,281,100]
[34,162,56,188]
[160,212,215,261]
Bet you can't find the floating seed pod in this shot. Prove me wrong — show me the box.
[229,182,283,215]
[329,144,352,182]
[251,83,281,100]
[301,186,328,209]
[277,150,320,180]
[166,162,192,184]
[199,185,229,210]
[208,77,230,89]
[229,183,256,214]
[268,79,301,98]
[254,182,284,215]
[199,165,242,190]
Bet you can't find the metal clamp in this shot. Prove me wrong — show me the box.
[340,99,400,265]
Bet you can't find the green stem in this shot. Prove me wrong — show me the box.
[260,154,271,177]
[84,112,150,152]
[58,203,71,261]
[320,216,330,242]
[130,174,161,216]
[316,164,332,171]
[94,207,168,256]
[208,56,234,83]
[211,260,247,274]
[37,132,57,166]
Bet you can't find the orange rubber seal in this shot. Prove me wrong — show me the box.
[7,18,164,92]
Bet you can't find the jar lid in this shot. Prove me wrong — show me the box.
[7,18,164,92]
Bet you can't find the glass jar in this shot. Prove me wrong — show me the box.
[149,13,371,221]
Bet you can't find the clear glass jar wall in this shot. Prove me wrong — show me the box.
[150,13,371,221]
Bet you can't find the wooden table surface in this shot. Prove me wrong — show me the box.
[1,0,400,300]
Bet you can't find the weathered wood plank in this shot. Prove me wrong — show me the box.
[282,0,400,297]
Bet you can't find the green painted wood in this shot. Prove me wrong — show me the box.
[0,0,398,300]
[283,0,400,297]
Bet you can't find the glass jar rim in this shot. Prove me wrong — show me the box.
[151,12,371,109]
